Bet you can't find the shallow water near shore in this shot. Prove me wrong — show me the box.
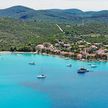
[0,53,108,108]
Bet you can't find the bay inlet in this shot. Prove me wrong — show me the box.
[0,53,108,108]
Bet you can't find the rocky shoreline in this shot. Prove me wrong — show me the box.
[0,51,108,62]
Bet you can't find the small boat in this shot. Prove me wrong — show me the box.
[67,64,72,67]
[77,68,89,73]
[29,62,36,65]
[37,74,46,79]
[91,65,97,68]
[65,58,69,60]
[81,59,85,61]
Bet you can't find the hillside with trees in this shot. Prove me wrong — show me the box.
[0,6,108,51]
[0,18,108,51]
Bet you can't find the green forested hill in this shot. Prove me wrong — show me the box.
[0,18,108,51]
[0,18,64,51]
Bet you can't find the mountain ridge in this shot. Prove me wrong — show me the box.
[0,5,108,23]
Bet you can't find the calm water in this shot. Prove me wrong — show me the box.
[0,53,108,108]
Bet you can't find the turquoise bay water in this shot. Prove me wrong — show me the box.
[0,53,108,108]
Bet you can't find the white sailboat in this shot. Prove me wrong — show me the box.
[37,74,46,79]
[67,64,72,67]
[37,62,46,79]
[91,64,97,68]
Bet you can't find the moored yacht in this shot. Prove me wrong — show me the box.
[67,64,72,67]
[91,64,97,68]
[29,62,36,65]
[77,68,89,73]
[37,74,46,79]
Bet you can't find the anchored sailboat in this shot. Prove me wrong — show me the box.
[37,62,46,79]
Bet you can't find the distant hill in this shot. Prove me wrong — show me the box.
[0,6,36,20]
[0,6,108,23]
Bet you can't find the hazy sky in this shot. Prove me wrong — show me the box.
[0,0,108,11]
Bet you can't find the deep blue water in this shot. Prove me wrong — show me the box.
[0,53,108,108]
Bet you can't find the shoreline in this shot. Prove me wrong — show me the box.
[0,51,107,62]
[0,51,37,54]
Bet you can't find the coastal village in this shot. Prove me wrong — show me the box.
[36,40,108,61]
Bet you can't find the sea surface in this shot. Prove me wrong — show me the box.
[0,53,108,108]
